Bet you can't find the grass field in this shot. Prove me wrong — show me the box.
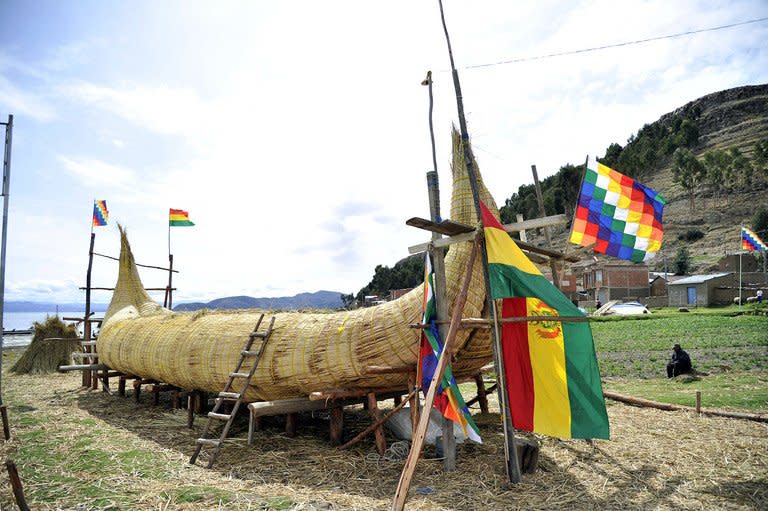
[591,308,768,410]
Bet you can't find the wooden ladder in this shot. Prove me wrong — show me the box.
[189,314,275,469]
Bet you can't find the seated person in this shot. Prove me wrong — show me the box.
[666,343,692,378]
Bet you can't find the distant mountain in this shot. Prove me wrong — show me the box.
[173,290,345,312]
[4,301,109,313]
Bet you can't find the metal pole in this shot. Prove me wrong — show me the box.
[83,232,95,387]
[0,115,14,401]
[437,0,521,483]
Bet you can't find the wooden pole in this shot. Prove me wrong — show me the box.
[531,164,561,290]
[0,403,9,440]
[436,0,521,484]
[392,239,478,511]
[6,461,30,511]
[165,254,174,309]
[83,232,95,388]
[695,391,701,415]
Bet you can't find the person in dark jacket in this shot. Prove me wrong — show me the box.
[666,344,692,377]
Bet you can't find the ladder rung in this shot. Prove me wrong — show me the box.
[208,412,231,421]
[196,438,221,446]
[230,372,251,379]
[81,341,97,346]
[249,332,268,339]
[217,392,241,400]
[241,350,260,357]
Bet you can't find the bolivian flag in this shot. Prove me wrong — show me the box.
[169,208,195,227]
[481,202,609,440]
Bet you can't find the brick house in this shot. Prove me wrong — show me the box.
[580,261,650,303]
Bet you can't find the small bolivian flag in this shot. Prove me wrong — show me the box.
[169,208,195,227]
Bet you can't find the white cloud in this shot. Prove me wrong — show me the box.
[58,155,136,189]
[0,75,57,122]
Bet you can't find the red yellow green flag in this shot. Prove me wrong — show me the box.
[481,201,609,439]
[169,208,195,227]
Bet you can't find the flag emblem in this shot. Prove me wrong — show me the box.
[570,156,665,262]
[92,200,108,227]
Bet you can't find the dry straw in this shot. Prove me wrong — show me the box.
[10,315,80,374]
[98,129,498,401]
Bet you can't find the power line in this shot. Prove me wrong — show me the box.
[462,15,768,70]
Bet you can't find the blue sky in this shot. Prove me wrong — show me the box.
[1,0,766,304]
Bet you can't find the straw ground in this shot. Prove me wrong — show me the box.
[0,359,765,510]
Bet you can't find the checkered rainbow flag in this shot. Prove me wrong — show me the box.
[569,156,666,262]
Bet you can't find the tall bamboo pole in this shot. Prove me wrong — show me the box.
[436,0,522,483]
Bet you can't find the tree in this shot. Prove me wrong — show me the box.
[728,147,753,191]
[672,148,705,210]
[753,207,768,240]
[702,149,728,204]
[341,293,356,309]
[673,247,692,275]
[753,139,768,183]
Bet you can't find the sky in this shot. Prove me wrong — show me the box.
[0,0,766,305]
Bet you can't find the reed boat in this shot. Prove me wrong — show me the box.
[97,131,497,401]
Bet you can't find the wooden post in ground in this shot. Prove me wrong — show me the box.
[392,239,477,511]
[473,373,489,414]
[437,0,522,483]
[83,233,95,387]
[695,391,702,415]
[329,406,344,445]
[285,413,298,438]
[6,461,29,511]
[0,403,9,440]
[367,392,387,455]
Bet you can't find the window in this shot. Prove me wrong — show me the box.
[595,270,603,285]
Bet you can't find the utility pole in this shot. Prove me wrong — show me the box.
[0,114,14,400]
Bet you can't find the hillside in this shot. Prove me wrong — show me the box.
[518,83,768,273]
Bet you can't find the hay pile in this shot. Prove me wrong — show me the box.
[10,315,80,374]
[1,369,765,510]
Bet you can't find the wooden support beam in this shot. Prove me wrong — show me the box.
[285,413,298,438]
[309,388,401,401]
[6,461,29,511]
[364,365,416,375]
[0,404,10,440]
[466,383,497,409]
[329,406,344,446]
[405,217,474,236]
[473,373,489,414]
[58,363,109,372]
[367,392,387,455]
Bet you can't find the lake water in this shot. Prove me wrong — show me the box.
[2,311,87,348]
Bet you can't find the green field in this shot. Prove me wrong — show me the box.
[590,308,768,410]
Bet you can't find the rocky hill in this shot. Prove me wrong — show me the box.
[525,83,768,274]
[173,290,345,311]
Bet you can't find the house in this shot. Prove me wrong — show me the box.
[718,253,758,272]
[668,272,736,306]
[579,261,650,304]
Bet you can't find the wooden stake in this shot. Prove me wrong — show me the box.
[392,239,478,511]
[695,391,701,415]
[367,393,387,455]
[83,233,95,387]
[329,406,344,445]
[6,461,29,511]
[0,403,9,440]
